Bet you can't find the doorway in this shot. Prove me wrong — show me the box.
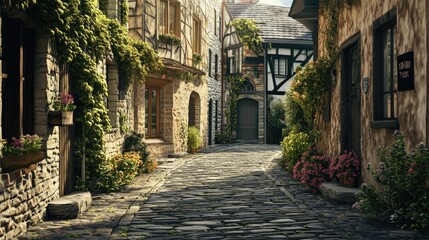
[341,40,361,159]
[237,98,258,143]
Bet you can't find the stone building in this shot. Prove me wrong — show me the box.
[207,0,223,145]
[227,3,313,143]
[128,0,211,156]
[0,0,140,238]
[290,0,429,185]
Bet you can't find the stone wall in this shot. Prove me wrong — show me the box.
[0,29,60,238]
[238,47,265,143]
[317,0,428,185]
[207,0,223,144]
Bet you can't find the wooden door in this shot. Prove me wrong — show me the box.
[341,41,361,158]
[237,98,258,142]
[59,64,75,196]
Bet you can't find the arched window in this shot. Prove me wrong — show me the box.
[241,78,255,92]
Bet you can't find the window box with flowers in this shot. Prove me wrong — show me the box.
[48,92,76,126]
[1,135,44,173]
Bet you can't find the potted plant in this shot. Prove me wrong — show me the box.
[48,92,76,126]
[330,150,360,187]
[1,134,44,172]
[188,126,201,153]
[158,34,181,45]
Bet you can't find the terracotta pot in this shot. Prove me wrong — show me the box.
[1,152,45,172]
[339,175,355,187]
[49,111,74,126]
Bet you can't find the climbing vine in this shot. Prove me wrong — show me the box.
[4,0,161,190]
[228,18,264,56]
[320,0,360,60]
[225,75,245,139]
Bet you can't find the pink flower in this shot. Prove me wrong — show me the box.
[11,138,22,148]
[408,168,415,174]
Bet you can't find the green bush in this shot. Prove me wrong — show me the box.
[188,127,202,152]
[215,131,231,144]
[122,131,155,173]
[284,92,311,135]
[96,151,141,192]
[356,131,429,231]
[267,99,286,144]
[280,130,313,171]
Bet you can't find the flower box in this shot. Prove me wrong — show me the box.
[49,111,74,126]
[1,151,45,172]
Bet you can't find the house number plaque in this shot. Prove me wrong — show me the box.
[397,51,414,91]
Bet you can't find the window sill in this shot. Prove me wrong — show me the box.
[370,119,399,129]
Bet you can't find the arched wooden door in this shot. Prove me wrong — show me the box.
[237,98,258,143]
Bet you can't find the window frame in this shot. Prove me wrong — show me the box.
[272,56,290,77]
[159,0,181,37]
[208,49,212,77]
[145,87,160,138]
[371,9,398,128]
[192,15,202,54]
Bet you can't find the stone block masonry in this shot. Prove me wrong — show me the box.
[0,164,57,239]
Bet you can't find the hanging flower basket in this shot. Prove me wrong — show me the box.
[1,151,45,172]
[49,111,74,126]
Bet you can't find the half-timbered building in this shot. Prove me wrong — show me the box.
[227,3,313,143]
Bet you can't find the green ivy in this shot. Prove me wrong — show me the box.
[119,0,128,25]
[6,0,161,191]
[225,75,245,139]
[320,0,360,60]
[228,18,264,56]
[289,57,332,122]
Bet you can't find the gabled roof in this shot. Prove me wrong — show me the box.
[227,3,312,43]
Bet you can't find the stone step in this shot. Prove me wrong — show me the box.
[319,182,360,204]
[46,191,91,220]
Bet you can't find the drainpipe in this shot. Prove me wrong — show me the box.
[263,44,267,144]
[220,2,225,131]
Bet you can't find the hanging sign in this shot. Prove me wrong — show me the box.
[397,51,414,91]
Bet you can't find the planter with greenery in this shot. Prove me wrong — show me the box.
[49,92,77,126]
[158,34,181,45]
[188,127,202,153]
[1,135,44,172]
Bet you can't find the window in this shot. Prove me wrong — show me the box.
[208,49,212,77]
[214,54,219,76]
[192,16,202,54]
[218,15,222,40]
[2,18,35,140]
[145,87,160,138]
[159,0,180,37]
[373,10,397,122]
[274,57,288,76]
[227,49,237,74]
[214,10,217,37]
[241,78,255,92]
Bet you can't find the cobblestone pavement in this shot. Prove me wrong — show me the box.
[20,144,427,239]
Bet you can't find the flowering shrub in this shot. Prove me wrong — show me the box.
[96,151,141,192]
[357,131,429,231]
[330,150,360,184]
[51,92,76,111]
[2,134,42,157]
[122,131,156,173]
[292,148,331,190]
[280,130,312,171]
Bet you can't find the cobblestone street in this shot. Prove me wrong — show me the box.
[20,145,427,239]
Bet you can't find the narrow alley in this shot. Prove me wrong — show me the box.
[20,145,426,239]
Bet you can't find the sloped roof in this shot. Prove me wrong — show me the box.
[227,3,312,43]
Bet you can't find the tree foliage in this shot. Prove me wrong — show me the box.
[228,18,264,56]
